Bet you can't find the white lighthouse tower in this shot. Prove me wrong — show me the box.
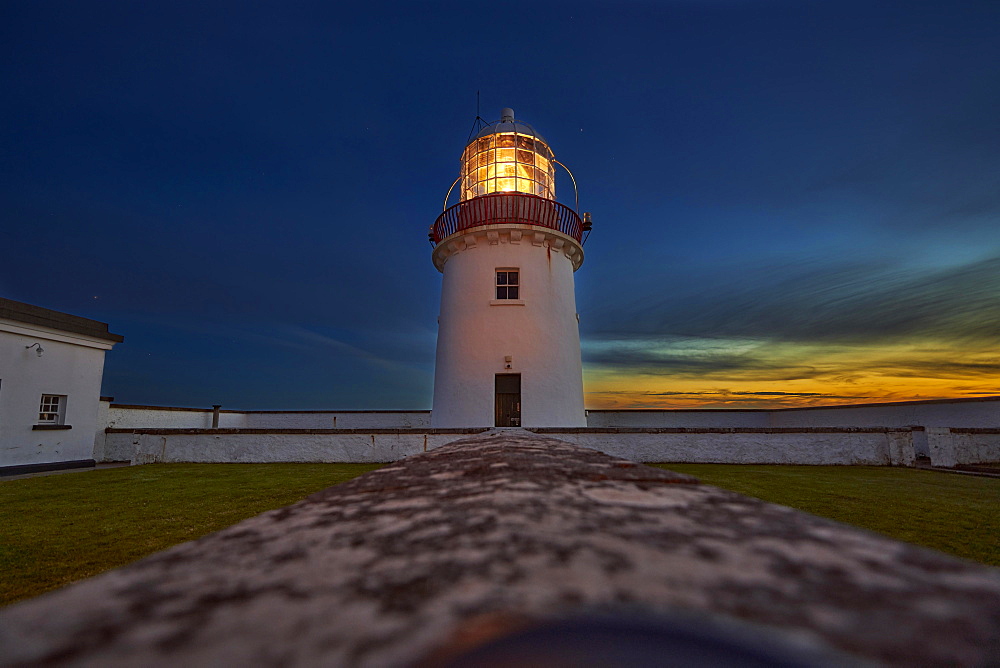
[430,108,591,428]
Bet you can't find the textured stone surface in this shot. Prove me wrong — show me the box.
[102,429,484,464]
[103,426,926,466]
[534,427,917,465]
[3,430,1000,666]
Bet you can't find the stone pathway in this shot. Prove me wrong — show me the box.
[2,431,999,666]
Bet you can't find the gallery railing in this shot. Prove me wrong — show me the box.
[430,193,584,245]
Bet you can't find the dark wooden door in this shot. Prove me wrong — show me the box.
[495,374,521,427]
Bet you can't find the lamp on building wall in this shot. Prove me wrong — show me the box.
[25,343,44,357]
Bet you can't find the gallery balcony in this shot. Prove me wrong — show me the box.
[430,193,586,245]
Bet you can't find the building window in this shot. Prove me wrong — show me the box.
[38,395,66,424]
[496,270,519,300]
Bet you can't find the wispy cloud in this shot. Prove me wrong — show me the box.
[587,254,1000,346]
[581,253,1000,408]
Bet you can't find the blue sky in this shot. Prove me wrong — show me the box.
[2,0,998,409]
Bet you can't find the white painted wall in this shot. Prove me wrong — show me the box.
[102,427,931,466]
[95,401,998,466]
[588,398,1000,429]
[431,225,586,427]
[106,406,233,430]
[106,430,480,464]
[925,428,1000,467]
[1,320,114,467]
[766,400,1000,429]
[103,406,432,432]
[242,412,431,429]
[951,430,1000,465]
[544,429,916,466]
[587,411,771,428]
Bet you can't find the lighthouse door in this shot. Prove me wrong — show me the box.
[495,374,521,427]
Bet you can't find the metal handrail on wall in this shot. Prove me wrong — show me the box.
[430,193,583,245]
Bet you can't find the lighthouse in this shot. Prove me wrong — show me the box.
[429,108,590,428]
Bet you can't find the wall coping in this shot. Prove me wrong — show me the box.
[532,427,918,434]
[949,428,1000,434]
[105,428,487,435]
[107,426,919,436]
[107,396,998,415]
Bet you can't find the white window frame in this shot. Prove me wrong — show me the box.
[38,394,66,425]
[495,268,520,300]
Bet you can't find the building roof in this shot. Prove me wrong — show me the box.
[0,298,124,343]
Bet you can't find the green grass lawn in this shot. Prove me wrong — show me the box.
[3,463,997,608]
[0,463,382,606]
[650,463,1000,567]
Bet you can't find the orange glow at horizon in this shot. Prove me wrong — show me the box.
[581,338,1000,409]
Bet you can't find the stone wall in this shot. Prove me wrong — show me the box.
[104,428,485,464]
[103,426,920,466]
[97,397,1000,467]
[5,432,1000,666]
[242,411,431,429]
[588,396,1000,429]
[105,402,431,430]
[103,397,998,433]
[536,427,917,466]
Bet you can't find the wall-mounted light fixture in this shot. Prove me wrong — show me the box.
[25,342,44,357]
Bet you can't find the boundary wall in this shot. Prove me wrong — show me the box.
[97,397,999,467]
[101,428,484,464]
[586,396,1000,429]
[105,404,431,430]
[100,425,1000,467]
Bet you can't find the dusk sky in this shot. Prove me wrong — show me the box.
[3,1,998,410]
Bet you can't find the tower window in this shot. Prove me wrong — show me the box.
[496,270,519,300]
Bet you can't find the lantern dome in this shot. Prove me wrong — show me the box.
[460,108,556,202]
[470,108,548,145]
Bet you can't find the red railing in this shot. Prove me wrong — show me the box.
[430,193,583,245]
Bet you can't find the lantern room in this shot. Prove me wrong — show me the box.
[460,108,556,201]
[430,108,590,248]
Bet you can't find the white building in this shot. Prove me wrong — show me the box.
[0,298,122,475]
[430,109,590,427]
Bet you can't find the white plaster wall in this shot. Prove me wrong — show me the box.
[588,399,1000,430]
[105,407,432,430]
[767,400,1000,428]
[925,428,1000,467]
[0,323,111,467]
[106,406,244,429]
[587,411,771,428]
[951,431,1000,464]
[242,412,431,429]
[545,430,915,466]
[432,229,586,427]
[93,398,111,462]
[103,428,924,466]
[107,431,476,464]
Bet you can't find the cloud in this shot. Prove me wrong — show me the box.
[586,254,1000,347]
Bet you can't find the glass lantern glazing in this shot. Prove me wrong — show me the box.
[460,132,556,201]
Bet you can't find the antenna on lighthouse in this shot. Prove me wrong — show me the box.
[467,91,489,141]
